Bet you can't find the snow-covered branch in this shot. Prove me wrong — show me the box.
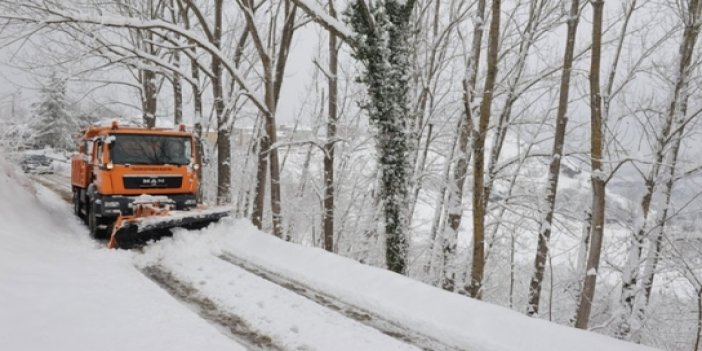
[0,11,269,115]
[290,0,354,44]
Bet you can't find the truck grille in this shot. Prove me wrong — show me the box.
[123,175,182,189]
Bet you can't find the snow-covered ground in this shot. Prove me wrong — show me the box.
[0,157,657,351]
[0,160,244,351]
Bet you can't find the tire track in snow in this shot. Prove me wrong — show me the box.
[217,252,466,351]
[32,174,461,351]
[31,174,72,202]
[30,176,279,350]
[140,265,283,351]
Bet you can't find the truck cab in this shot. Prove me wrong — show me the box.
[71,122,201,238]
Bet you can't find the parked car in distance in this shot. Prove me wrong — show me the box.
[20,154,54,174]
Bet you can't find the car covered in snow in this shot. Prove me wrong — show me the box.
[19,154,54,174]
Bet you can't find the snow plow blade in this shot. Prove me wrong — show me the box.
[108,200,231,249]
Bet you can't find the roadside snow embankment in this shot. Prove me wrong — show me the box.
[0,159,242,351]
[146,219,657,351]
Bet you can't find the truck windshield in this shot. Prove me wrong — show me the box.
[109,134,191,165]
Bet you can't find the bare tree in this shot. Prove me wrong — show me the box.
[465,0,501,298]
[526,0,581,316]
[323,0,338,252]
[439,0,486,291]
[241,0,298,237]
[574,0,605,330]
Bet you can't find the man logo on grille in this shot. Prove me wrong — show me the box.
[142,178,164,186]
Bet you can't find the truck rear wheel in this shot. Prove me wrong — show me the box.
[72,189,82,219]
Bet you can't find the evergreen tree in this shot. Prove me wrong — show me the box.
[346,0,416,274]
[31,73,76,150]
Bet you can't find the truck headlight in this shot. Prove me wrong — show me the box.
[185,199,197,205]
[104,201,120,207]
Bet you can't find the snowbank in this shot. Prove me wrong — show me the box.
[0,159,242,351]
[150,220,658,351]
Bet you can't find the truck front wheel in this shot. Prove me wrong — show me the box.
[88,202,108,239]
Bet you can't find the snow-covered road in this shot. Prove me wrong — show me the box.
[1,166,425,351]
[138,250,420,350]
[0,165,244,351]
[0,160,659,351]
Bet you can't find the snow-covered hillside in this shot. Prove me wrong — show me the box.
[0,158,656,351]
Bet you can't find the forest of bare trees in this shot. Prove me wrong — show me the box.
[2,0,702,349]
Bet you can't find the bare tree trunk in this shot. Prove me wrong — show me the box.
[618,0,701,338]
[323,0,338,252]
[168,0,182,126]
[141,68,158,128]
[696,289,702,351]
[526,0,580,316]
[212,0,231,205]
[484,0,545,203]
[252,120,268,229]
[269,0,297,238]
[509,229,516,307]
[192,73,204,201]
[602,0,645,338]
[264,65,283,237]
[440,0,486,292]
[173,50,183,125]
[139,4,158,129]
[408,123,432,223]
[407,0,454,226]
[575,0,605,329]
[237,117,263,218]
[425,118,460,280]
[572,209,591,295]
[632,77,692,343]
[176,3,204,200]
[465,0,500,299]
[244,0,297,237]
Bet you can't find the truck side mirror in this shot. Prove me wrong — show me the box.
[95,141,105,166]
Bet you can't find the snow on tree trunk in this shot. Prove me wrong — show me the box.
[617,0,702,339]
[173,50,183,126]
[141,68,158,128]
[346,0,416,274]
[440,0,485,292]
[575,0,605,330]
[323,0,339,252]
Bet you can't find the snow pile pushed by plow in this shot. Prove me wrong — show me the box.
[0,159,242,351]
[108,193,232,249]
[141,220,657,351]
[136,206,234,231]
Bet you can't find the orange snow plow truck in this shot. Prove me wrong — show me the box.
[70,121,230,249]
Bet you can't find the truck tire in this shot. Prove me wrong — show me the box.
[88,202,107,239]
[73,189,82,219]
